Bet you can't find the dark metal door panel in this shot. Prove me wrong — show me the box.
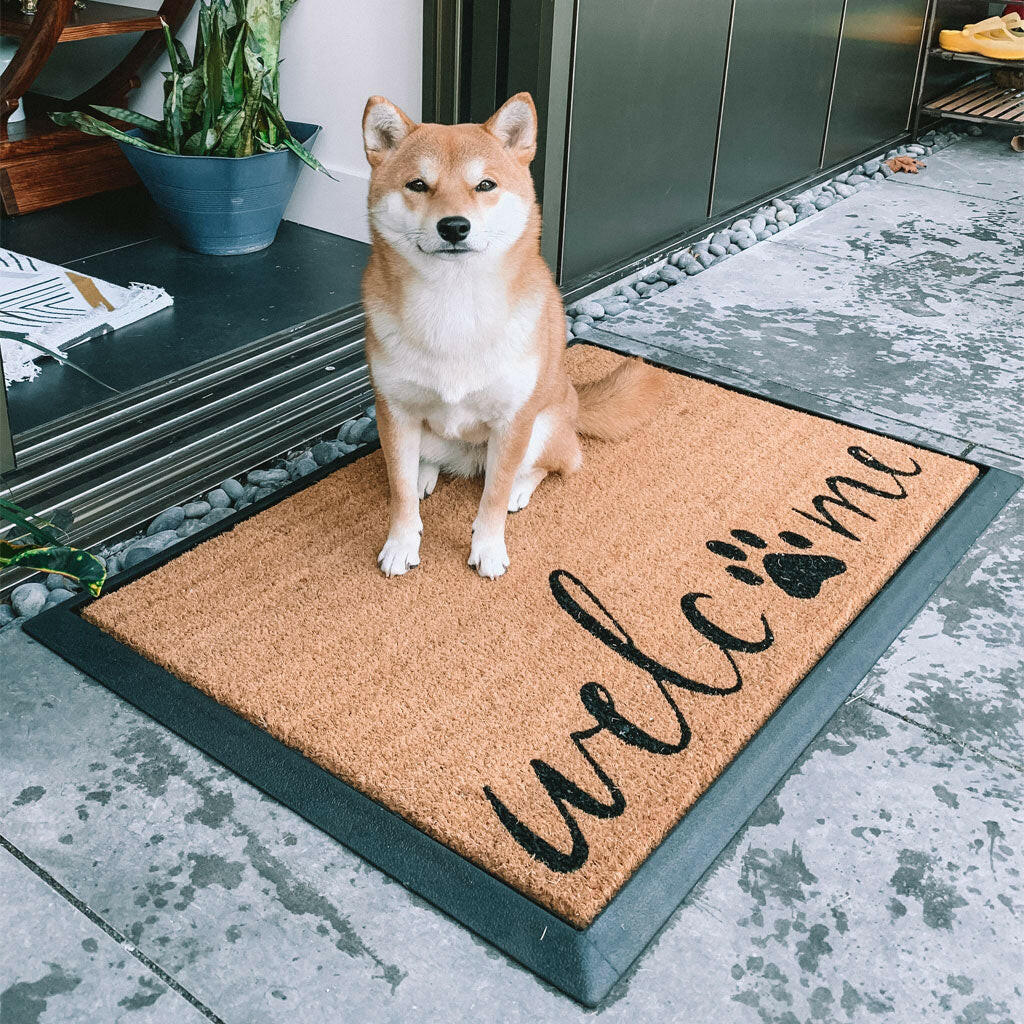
[824,0,927,164]
[712,0,845,217]
[560,0,732,284]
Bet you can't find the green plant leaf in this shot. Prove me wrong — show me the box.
[281,134,336,179]
[245,0,282,102]
[210,106,245,155]
[89,105,164,133]
[173,36,193,73]
[201,3,224,128]
[178,68,207,135]
[0,498,61,546]
[223,21,247,110]
[232,44,269,156]
[225,0,245,31]
[164,69,184,152]
[0,542,107,596]
[162,19,179,74]
[50,111,177,155]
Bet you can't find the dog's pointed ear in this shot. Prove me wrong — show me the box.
[484,93,537,165]
[363,96,417,167]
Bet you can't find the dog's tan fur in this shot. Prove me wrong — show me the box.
[361,92,664,578]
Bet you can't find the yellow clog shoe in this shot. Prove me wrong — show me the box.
[939,16,1024,59]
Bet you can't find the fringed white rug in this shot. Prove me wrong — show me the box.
[0,249,173,386]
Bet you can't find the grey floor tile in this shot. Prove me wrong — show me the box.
[584,241,1024,455]
[768,180,1023,294]
[0,846,208,1024]
[890,134,1024,203]
[3,632,1021,1022]
[854,447,1024,769]
[1,630,412,1024]
[658,700,1024,1024]
[577,330,975,458]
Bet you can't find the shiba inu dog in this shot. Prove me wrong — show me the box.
[361,92,664,579]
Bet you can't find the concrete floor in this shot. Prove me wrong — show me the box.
[2,134,1022,1024]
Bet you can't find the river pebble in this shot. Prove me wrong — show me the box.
[122,544,158,570]
[147,507,185,535]
[11,583,48,618]
[247,468,289,486]
[311,442,336,466]
[199,507,234,528]
[219,478,244,501]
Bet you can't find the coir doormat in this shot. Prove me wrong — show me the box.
[27,345,1019,1005]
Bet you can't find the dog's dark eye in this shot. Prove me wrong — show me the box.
[475,179,497,192]
[405,179,429,193]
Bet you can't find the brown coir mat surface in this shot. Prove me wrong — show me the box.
[84,345,977,928]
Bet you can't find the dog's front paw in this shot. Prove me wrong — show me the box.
[468,532,509,579]
[378,531,421,577]
[417,461,440,499]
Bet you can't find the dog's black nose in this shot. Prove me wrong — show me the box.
[436,216,471,243]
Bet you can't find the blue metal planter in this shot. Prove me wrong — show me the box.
[118,121,322,256]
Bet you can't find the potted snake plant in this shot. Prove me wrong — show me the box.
[53,0,332,255]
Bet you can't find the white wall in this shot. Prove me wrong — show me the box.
[278,0,422,243]
[35,0,422,243]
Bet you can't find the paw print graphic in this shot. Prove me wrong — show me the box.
[707,529,847,600]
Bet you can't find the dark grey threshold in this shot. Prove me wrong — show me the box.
[24,353,1020,1005]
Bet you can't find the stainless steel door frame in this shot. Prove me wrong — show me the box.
[423,0,933,292]
[421,0,576,276]
[559,0,734,284]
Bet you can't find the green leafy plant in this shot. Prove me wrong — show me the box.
[51,0,331,176]
[1,498,107,597]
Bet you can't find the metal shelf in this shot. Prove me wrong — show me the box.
[912,0,1024,137]
[929,47,1024,70]
[922,74,1024,125]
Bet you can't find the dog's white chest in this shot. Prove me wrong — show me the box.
[367,277,541,440]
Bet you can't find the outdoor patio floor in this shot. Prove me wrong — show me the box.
[2,133,1022,1023]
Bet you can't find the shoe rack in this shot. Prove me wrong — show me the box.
[912,1,1024,133]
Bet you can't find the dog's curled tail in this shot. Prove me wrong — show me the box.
[575,357,666,442]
